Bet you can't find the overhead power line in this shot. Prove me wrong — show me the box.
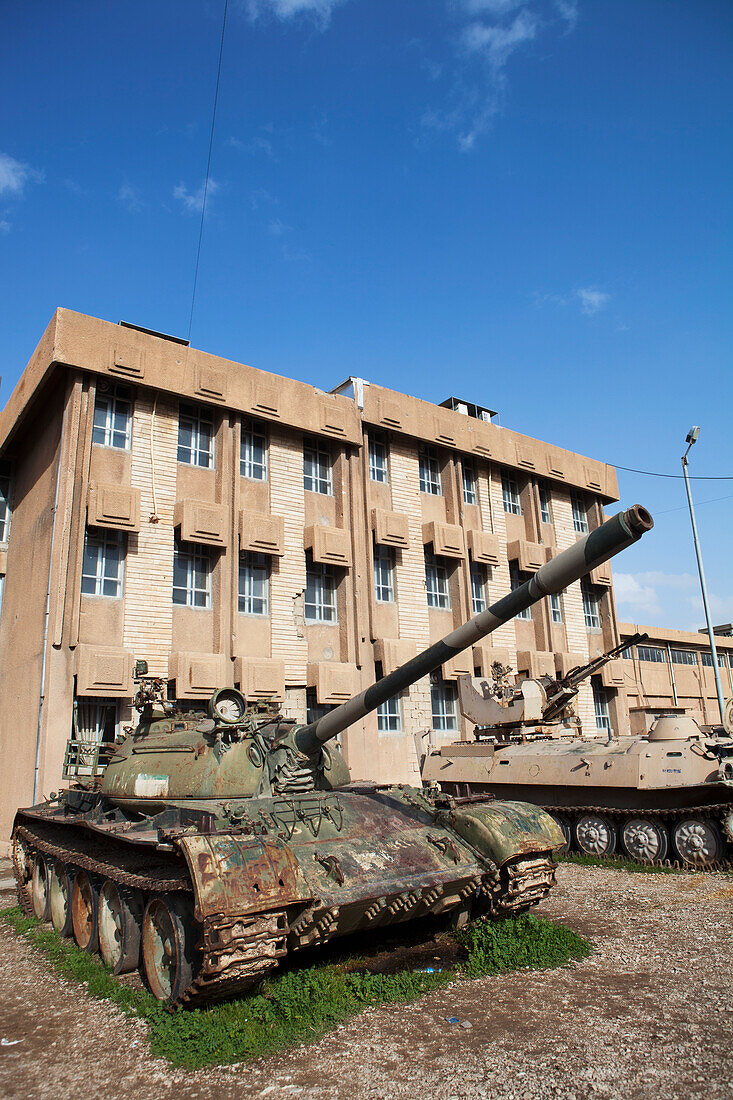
[188,0,229,344]
[614,464,733,481]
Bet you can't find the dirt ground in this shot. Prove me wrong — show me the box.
[1,860,731,1100]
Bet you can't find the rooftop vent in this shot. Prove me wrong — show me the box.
[440,396,497,423]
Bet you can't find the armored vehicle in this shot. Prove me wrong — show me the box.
[12,506,652,1006]
[423,638,733,868]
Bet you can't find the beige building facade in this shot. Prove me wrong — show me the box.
[618,622,733,733]
[0,308,629,843]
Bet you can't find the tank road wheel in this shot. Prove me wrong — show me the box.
[622,818,669,864]
[552,815,572,855]
[574,814,617,857]
[142,896,196,1004]
[49,862,74,937]
[98,881,144,975]
[673,818,723,868]
[71,870,100,953]
[31,854,51,921]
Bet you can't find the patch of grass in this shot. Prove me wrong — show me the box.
[1,906,588,1070]
[559,852,680,874]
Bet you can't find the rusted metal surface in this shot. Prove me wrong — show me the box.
[176,833,311,921]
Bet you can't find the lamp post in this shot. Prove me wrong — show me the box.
[682,426,726,723]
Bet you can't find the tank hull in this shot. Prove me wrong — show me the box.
[13,784,563,1006]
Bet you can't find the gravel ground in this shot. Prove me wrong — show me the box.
[0,860,731,1100]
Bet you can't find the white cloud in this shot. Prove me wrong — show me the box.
[613,570,733,632]
[462,0,526,13]
[244,0,348,25]
[0,216,10,234]
[173,179,220,214]
[576,286,611,315]
[117,183,144,213]
[553,0,579,31]
[461,8,538,65]
[0,152,43,197]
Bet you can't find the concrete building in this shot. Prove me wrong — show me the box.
[0,308,629,843]
[618,622,733,733]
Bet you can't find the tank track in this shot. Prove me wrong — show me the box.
[12,822,289,1008]
[545,801,733,872]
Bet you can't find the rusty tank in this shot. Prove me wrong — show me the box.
[12,505,652,1006]
[423,639,733,869]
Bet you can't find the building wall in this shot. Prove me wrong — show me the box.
[619,621,733,731]
[0,309,632,842]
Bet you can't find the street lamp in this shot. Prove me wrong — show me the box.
[682,426,726,724]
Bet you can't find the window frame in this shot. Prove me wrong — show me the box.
[462,460,478,506]
[581,579,601,630]
[550,591,563,624]
[177,402,215,469]
[571,491,589,534]
[431,676,458,732]
[240,418,268,481]
[592,681,611,733]
[238,551,270,616]
[637,645,666,663]
[510,563,531,620]
[305,557,338,623]
[303,438,333,495]
[0,460,13,543]
[172,536,212,608]
[670,648,696,666]
[418,447,442,496]
[373,544,395,603]
[538,483,552,525]
[92,383,133,451]
[368,437,388,484]
[425,551,450,610]
[81,527,125,598]
[470,560,487,614]
[502,472,521,515]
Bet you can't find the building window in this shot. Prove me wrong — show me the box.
[571,491,589,534]
[0,461,12,543]
[539,484,552,524]
[178,402,214,468]
[73,698,119,744]
[462,461,478,506]
[81,528,125,598]
[701,651,728,668]
[431,676,458,731]
[419,447,442,495]
[502,473,521,515]
[510,563,531,620]
[173,537,212,608]
[425,551,450,610]
[550,592,563,624]
[238,551,269,615]
[303,438,332,495]
[92,383,132,450]
[306,687,334,726]
[305,557,337,622]
[670,649,696,666]
[240,419,267,480]
[368,437,388,483]
[636,645,666,663]
[373,544,395,603]
[470,561,487,614]
[592,681,611,733]
[375,662,401,732]
[582,579,601,630]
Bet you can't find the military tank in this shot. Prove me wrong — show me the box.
[12,505,652,1006]
[423,640,733,869]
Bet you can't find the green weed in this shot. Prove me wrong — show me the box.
[559,852,680,874]
[1,906,588,1070]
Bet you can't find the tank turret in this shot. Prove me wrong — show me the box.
[12,505,653,1007]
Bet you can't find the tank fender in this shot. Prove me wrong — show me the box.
[446,800,565,865]
[176,833,314,922]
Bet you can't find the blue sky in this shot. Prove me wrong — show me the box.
[1,0,731,631]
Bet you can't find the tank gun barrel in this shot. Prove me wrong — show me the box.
[295,504,653,755]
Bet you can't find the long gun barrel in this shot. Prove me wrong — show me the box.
[295,504,653,755]
[560,631,649,691]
